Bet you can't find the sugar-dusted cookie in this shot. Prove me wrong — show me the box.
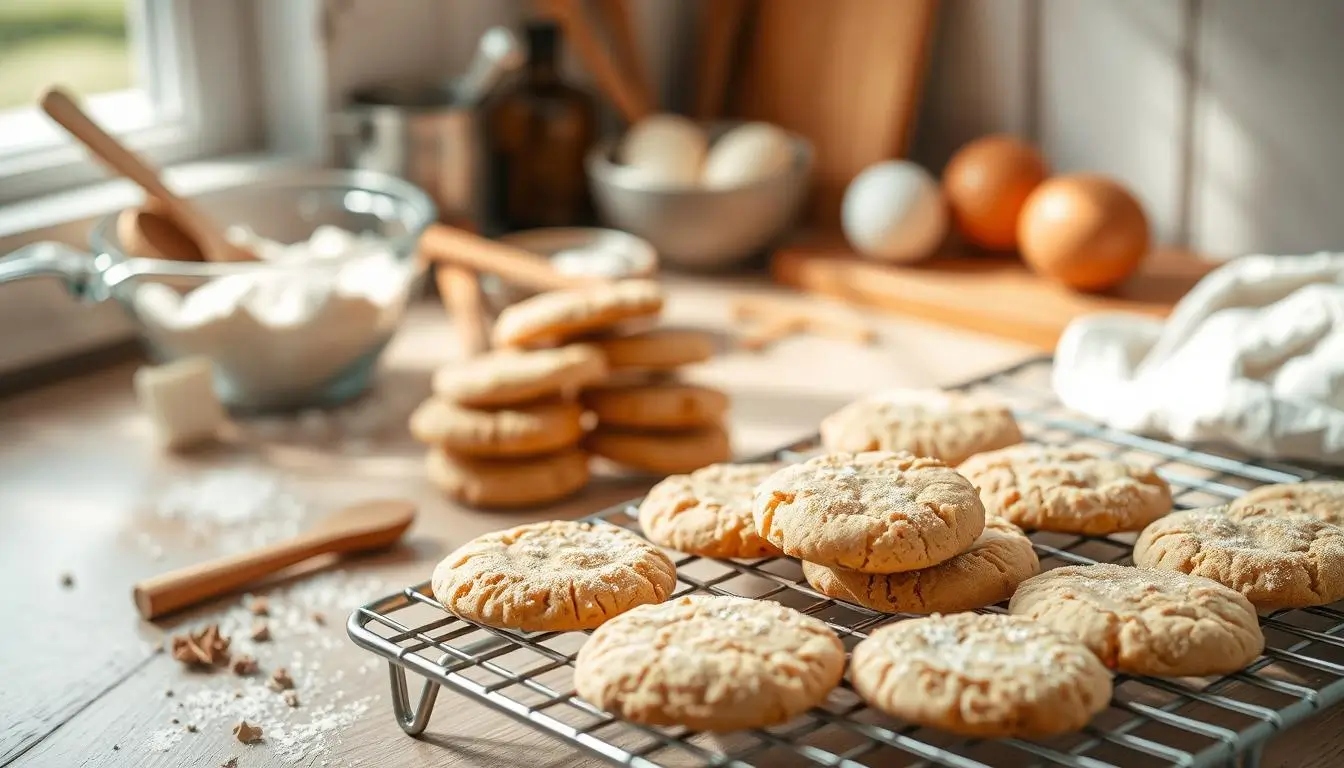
[1134,506,1344,610]
[958,444,1173,534]
[820,389,1022,465]
[409,399,583,457]
[574,595,844,731]
[581,381,729,430]
[803,518,1038,614]
[850,613,1112,738]
[432,520,676,631]
[425,447,590,509]
[1009,563,1264,676]
[492,279,664,348]
[584,425,731,475]
[432,344,606,408]
[1232,481,1344,526]
[638,462,785,559]
[753,451,985,574]
[590,328,715,371]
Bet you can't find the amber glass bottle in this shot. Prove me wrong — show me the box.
[484,20,598,233]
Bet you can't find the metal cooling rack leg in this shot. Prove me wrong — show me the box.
[388,661,441,736]
[1234,745,1263,768]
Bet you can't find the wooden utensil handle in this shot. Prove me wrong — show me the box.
[419,224,600,293]
[133,534,328,620]
[595,0,654,109]
[542,0,651,123]
[435,264,492,357]
[40,88,182,204]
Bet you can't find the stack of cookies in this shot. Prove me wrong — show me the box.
[580,329,731,476]
[411,278,733,508]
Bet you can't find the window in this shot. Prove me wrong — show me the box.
[0,0,262,206]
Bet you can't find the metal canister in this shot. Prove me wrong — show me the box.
[331,84,484,230]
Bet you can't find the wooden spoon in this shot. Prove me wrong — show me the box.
[117,198,206,262]
[39,86,256,263]
[132,498,417,620]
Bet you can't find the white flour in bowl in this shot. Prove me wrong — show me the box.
[132,226,414,401]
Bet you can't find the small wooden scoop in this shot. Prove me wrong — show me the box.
[132,499,416,621]
[40,86,256,263]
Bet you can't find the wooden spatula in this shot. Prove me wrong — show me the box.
[39,86,257,263]
[132,499,417,620]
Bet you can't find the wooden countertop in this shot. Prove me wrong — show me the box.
[0,275,1335,767]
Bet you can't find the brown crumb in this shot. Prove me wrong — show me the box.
[165,689,174,698]
[232,720,263,744]
[310,611,326,626]
[250,621,271,642]
[247,596,270,616]
[184,723,197,733]
[282,689,300,708]
[112,745,119,751]
[230,655,258,676]
[233,690,243,699]
[59,572,74,588]
[170,624,231,667]
[170,718,179,725]
[223,759,238,768]
[268,667,294,691]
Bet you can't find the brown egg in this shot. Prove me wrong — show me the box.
[1017,174,1150,292]
[942,135,1049,250]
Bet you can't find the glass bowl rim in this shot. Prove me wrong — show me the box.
[87,167,438,280]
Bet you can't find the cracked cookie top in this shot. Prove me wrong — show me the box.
[820,389,1022,464]
[574,595,845,732]
[752,451,985,574]
[803,517,1038,614]
[850,613,1113,739]
[431,520,676,632]
[1231,480,1344,526]
[1009,563,1264,676]
[1134,506,1344,610]
[958,444,1173,534]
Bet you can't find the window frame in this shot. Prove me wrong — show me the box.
[0,0,264,206]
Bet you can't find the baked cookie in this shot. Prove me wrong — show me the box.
[581,381,729,430]
[753,451,985,574]
[432,345,606,408]
[803,518,1038,614]
[1009,563,1264,676]
[638,462,785,559]
[409,399,583,457]
[850,613,1112,738]
[820,389,1022,465]
[574,595,844,731]
[958,444,1173,534]
[1232,481,1344,526]
[432,520,676,632]
[590,328,715,371]
[493,279,664,348]
[425,447,590,509]
[1134,507,1344,610]
[584,425,732,475]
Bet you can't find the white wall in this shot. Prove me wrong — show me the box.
[323,0,1344,258]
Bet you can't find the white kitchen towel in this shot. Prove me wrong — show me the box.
[1052,252,1344,465]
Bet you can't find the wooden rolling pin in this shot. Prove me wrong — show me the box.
[419,223,602,293]
[132,499,416,620]
[435,264,492,357]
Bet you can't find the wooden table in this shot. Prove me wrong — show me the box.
[0,275,1335,768]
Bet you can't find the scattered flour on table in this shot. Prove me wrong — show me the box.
[144,570,389,764]
[152,467,307,550]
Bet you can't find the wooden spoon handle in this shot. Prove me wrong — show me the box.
[594,0,654,109]
[541,0,651,123]
[435,264,492,357]
[133,534,331,620]
[40,88,183,204]
[419,223,601,293]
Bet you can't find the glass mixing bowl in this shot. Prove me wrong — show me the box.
[0,169,437,411]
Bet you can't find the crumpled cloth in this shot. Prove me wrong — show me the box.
[1052,252,1344,466]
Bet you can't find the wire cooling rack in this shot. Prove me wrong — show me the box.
[348,357,1344,768]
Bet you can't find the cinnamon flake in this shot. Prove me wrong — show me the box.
[232,720,263,744]
[170,624,231,667]
[311,611,326,626]
[268,667,294,691]
[230,654,258,676]
[247,596,270,616]
[282,689,300,708]
[250,621,271,642]
[222,759,238,768]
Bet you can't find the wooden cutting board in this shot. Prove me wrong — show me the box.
[727,0,938,230]
[771,237,1216,350]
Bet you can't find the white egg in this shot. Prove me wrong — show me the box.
[619,114,707,187]
[701,122,795,189]
[841,160,947,263]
